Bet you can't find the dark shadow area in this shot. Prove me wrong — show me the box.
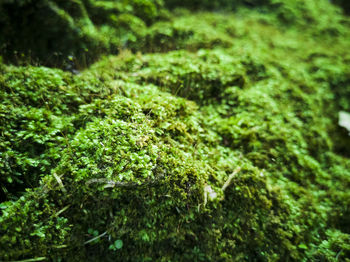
[332,0,350,15]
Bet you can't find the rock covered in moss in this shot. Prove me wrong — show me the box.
[0,0,347,67]
[1,0,350,261]
[0,0,164,67]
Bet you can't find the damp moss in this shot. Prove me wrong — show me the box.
[1,0,350,261]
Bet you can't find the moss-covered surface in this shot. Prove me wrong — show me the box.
[0,0,166,67]
[1,0,349,67]
[1,0,350,261]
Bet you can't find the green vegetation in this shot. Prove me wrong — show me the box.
[1,0,350,261]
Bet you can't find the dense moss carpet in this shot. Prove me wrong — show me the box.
[1,0,350,261]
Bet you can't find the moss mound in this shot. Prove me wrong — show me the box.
[0,0,165,67]
[1,0,347,67]
[1,0,350,261]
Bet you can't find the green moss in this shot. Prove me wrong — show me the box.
[0,65,118,200]
[1,0,350,261]
[1,0,348,67]
[0,0,165,67]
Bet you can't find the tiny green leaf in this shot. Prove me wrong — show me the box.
[298,244,307,250]
[114,239,123,249]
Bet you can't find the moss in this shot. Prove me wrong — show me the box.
[1,0,348,67]
[0,65,118,201]
[0,0,164,67]
[1,0,350,261]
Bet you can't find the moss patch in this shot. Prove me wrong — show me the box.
[1,0,350,261]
